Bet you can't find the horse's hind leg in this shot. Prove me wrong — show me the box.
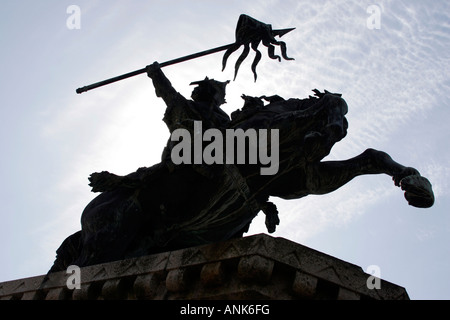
[307,148,434,208]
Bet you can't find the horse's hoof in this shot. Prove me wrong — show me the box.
[400,175,435,208]
[392,167,420,186]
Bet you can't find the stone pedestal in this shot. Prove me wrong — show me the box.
[0,234,409,300]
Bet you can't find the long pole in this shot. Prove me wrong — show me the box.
[76,43,233,94]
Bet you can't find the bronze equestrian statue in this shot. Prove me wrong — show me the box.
[49,63,434,273]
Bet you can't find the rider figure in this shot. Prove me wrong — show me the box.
[146,62,231,173]
[146,62,230,131]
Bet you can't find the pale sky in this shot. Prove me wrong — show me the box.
[0,0,449,299]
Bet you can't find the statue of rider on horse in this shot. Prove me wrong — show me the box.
[49,15,434,273]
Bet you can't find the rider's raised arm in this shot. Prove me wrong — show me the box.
[146,62,185,107]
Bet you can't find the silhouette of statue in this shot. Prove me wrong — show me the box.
[49,63,434,273]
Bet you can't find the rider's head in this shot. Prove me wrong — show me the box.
[190,77,230,106]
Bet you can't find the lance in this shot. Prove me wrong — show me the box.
[76,14,295,94]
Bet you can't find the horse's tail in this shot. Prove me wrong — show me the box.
[47,230,82,274]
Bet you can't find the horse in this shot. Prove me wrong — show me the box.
[48,90,434,272]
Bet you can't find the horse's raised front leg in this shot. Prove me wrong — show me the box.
[307,148,434,208]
